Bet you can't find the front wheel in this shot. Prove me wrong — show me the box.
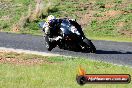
[45,35,55,51]
[82,38,96,53]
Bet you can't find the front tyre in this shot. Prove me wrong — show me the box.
[45,35,54,51]
[83,38,96,53]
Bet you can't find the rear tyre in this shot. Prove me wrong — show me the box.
[83,38,96,53]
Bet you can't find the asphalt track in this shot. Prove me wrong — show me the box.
[0,32,132,66]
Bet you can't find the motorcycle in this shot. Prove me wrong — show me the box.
[39,19,96,53]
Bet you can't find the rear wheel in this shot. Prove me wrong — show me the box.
[82,38,96,53]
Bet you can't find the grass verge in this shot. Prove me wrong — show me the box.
[1,0,132,42]
[85,30,132,42]
[0,51,132,88]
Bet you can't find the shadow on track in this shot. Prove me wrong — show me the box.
[96,50,132,54]
[52,47,132,54]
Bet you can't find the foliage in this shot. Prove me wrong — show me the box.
[0,0,132,41]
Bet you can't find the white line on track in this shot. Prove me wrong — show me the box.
[0,47,131,68]
[0,47,61,56]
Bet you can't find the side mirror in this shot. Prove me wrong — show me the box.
[38,21,45,28]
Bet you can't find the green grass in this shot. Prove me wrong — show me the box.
[0,0,34,26]
[0,52,132,88]
[0,0,132,42]
[85,29,132,42]
[85,13,132,42]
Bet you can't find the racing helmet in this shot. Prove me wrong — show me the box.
[47,15,56,22]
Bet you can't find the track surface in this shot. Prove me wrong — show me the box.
[0,32,132,66]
